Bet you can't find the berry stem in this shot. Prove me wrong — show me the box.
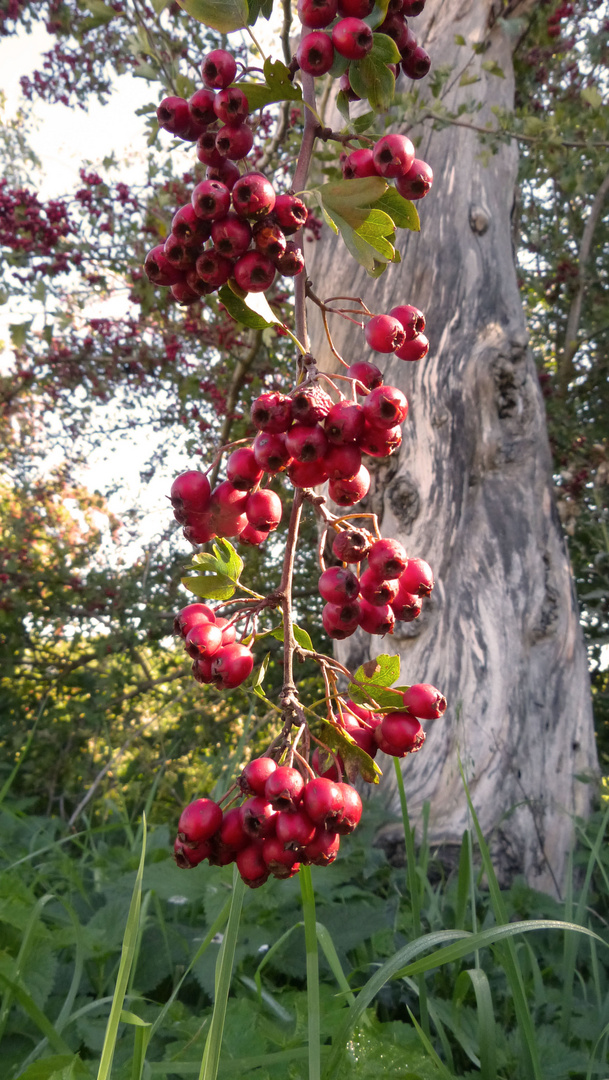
[278,487,305,706]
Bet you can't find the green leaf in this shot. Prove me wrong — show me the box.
[247,0,273,22]
[371,187,421,231]
[9,321,31,349]
[454,33,466,45]
[351,111,378,133]
[189,537,244,582]
[581,86,602,109]
[349,37,397,112]
[218,285,276,329]
[81,0,117,21]
[364,0,390,30]
[348,654,405,708]
[330,208,391,274]
[175,0,248,33]
[459,72,481,87]
[319,176,388,226]
[252,652,270,690]
[270,623,314,652]
[16,1057,90,1080]
[481,59,505,79]
[151,0,171,11]
[310,719,381,784]
[237,57,302,111]
[336,89,351,120]
[181,574,236,601]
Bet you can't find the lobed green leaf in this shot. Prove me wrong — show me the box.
[175,0,248,33]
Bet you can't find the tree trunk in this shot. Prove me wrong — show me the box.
[306,0,598,895]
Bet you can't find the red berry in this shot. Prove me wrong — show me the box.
[396,158,433,200]
[287,459,329,487]
[376,713,425,756]
[285,423,328,464]
[219,806,249,850]
[265,766,305,810]
[174,837,212,868]
[391,589,422,621]
[211,213,252,258]
[201,49,237,90]
[342,148,378,179]
[171,471,211,512]
[240,796,277,838]
[213,87,249,125]
[402,683,447,719]
[389,303,425,339]
[215,123,254,161]
[172,203,211,245]
[338,0,373,14]
[365,314,407,353]
[185,621,223,660]
[192,655,214,684]
[358,598,395,635]
[325,443,362,480]
[395,333,429,362]
[188,87,216,125]
[157,96,190,137]
[368,538,408,579]
[251,392,293,433]
[302,828,340,866]
[303,778,345,827]
[234,250,276,293]
[401,44,431,79]
[216,617,237,645]
[253,431,292,472]
[324,400,365,444]
[335,784,362,834]
[296,31,335,76]
[183,515,217,544]
[262,836,301,877]
[239,523,270,546]
[291,384,334,424]
[402,0,426,13]
[145,245,184,287]
[332,17,373,59]
[196,130,224,168]
[360,421,402,458]
[297,0,338,27]
[174,602,216,638]
[232,172,276,219]
[372,134,415,178]
[209,480,249,528]
[338,72,360,102]
[322,600,361,638]
[211,643,254,688]
[195,249,234,288]
[226,447,264,490]
[171,281,199,304]
[192,180,231,221]
[275,807,317,850]
[399,557,434,596]
[311,746,343,780]
[178,798,223,844]
[362,385,408,428]
[328,465,371,506]
[236,843,270,887]
[253,220,287,259]
[274,242,305,276]
[246,488,283,531]
[359,568,400,606]
[272,194,308,234]
[347,360,383,391]
[332,528,373,563]
[240,756,278,796]
[318,566,360,604]
[206,159,241,190]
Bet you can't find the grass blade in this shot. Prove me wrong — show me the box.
[455,968,497,1080]
[96,813,147,1080]
[199,867,245,1080]
[393,757,430,1035]
[315,921,357,1008]
[406,1007,455,1080]
[300,864,321,1080]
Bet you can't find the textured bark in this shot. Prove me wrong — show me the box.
[306,0,599,895]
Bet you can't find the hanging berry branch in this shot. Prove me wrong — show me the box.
[143,0,447,888]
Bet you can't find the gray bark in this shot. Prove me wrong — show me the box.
[305,0,598,895]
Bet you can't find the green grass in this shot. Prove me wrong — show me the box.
[0,787,608,1080]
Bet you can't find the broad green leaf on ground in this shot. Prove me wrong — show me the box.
[236,57,302,111]
[371,187,421,231]
[218,285,280,328]
[310,719,381,784]
[349,35,400,112]
[175,0,248,33]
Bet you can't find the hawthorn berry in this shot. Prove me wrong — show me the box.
[360,421,403,457]
[213,87,249,125]
[185,621,223,660]
[201,49,237,90]
[322,600,361,638]
[226,447,264,490]
[368,538,408,579]
[365,314,407,353]
[232,172,276,219]
[396,158,434,200]
[196,130,225,167]
[275,807,316,848]
[191,179,231,221]
[359,568,400,606]
[145,245,184,287]
[188,87,216,126]
[325,400,366,444]
[297,31,335,76]
[195,249,234,288]
[302,828,340,866]
[240,756,277,796]
[395,333,429,362]
[236,843,270,887]
[376,712,425,755]
[328,464,371,506]
[372,134,415,179]
[358,598,395,635]
[399,557,434,596]
[163,234,198,271]
[211,643,254,688]
[303,777,345,827]
[251,392,293,433]
[239,523,270,546]
[338,0,373,14]
[402,44,431,78]
[332,528,373,563]
[325,443,362,480]
[253,220,287,259]
[253,431,292,472]
[274,242,305,276]
[389,303,426,339]
[335,784,362,834]
[240,796,277,838]
[178,798,223,844]
[172,203,211,244]
[233,250,276,292]
[297,0,338,27]
[402,683,447,719]
[211,213,252,257]
[332,17,374,59]
[265,766,305,810]
[342,148,378,179]
[291,384,333,424]
[245,488,283,531]
[174,602,216,638]
[285,423,328,463]
[287,458,329,488]
[363,385,408,428]
[318,566,360,604]
[347,360,383,391]
[272,194,308,234]
[157,96,191,137]
[215,123,254,161]
[171,471,211,513]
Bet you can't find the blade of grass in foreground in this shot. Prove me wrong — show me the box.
[394,757,430,1036]
[199,867,245,1080]
[96,813,147,1080]
[300,864,321,1080]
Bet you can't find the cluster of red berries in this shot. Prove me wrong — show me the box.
[341,134,433,203]
[174,762,363,886]
[170,462,282,546]
[321,532,433,639]
[364,302,429,362]
[296,0,430,84]
[174,678,446,886]
[145,49,308,305]
[174,601,254,689]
